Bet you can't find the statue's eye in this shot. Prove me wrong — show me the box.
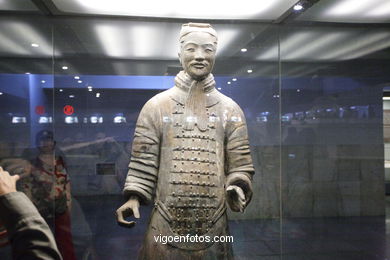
[206,48,214,53]
[186,48,195,52]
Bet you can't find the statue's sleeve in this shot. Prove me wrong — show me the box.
[225,103,255,204]
[123,98,161,204]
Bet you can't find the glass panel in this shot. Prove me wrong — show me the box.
[0,14,54,258]
[280,23,388,259]
[51,18,282,259]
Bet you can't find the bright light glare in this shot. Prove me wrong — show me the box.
[69,95,75,98]
[62,66,68,70]
[74,76,80,79]
[383,97,390,100]
[293,4,303,11]
[65,116,78,124]
[241,48,247,52]
[366,1,390,17]
[78,80,82,83]
[228,82,231,85]
[247,69,253,73]
[285,32,349,60]
[114,116,126,124]
[59,89,63,92]
[96,93,100,98]
[41,80,46,83]
[12,117,27,124]
[95,23,173,58]
[90,116,103,124]
[95,22,240,59]
[39,116,53,124]
[257,32,318,61]
[321,31,390,60]
[232,78,237,81]
[0,22,55,56]
[324,0,390,20]
[0,92,3,95]
[325,0,373,16]
[95,24,129,58]
[216,28,240,55]
[65,0,297,19]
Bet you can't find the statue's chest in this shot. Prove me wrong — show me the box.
[162,100,225,235]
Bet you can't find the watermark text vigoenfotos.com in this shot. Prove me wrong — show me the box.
[154,234,234,244]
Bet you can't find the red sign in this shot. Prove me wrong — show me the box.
[63,105,74,115]
[35,105,45,115]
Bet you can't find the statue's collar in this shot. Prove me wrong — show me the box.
[174,71,215,93]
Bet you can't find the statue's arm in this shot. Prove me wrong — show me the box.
[225,104,255,212]
[116,98,161,227]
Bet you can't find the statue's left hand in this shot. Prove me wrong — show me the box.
[226,185,246,212]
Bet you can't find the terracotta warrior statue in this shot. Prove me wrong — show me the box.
[116,22,255,260]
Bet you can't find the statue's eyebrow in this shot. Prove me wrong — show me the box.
[182,42,216,48]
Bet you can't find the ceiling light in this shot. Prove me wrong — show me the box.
[62,66,68,70]
[94,22,240,59]
[383,97,390,100]
[78,80,82,83]
[25,72,31,74]
[88,88,93,92]
[232,78,237,81]
[59,89,63,92]
[87,86,93,89]
[0,92,3,95]
[298,0,390,23]
[293,4,303,11]
[227,82,231,85]
[367,2,390,17]
[53,0,299,20]
[69,95,75,98]
[241,48,247,52]
[74,76,80,79]
[0,22,59,57]
[41,80,46,83]
[31,43,39,47]
[247,69,253,73]
[96,93,101,98]
[297,89,301,92]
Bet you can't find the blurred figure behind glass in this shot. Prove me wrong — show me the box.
[19,130,77,260]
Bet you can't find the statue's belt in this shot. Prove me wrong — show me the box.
[153,200,227,250]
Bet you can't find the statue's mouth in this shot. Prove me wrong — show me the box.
[193,63,206,69]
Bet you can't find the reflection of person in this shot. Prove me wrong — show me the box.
[0,167,62,260]
[19,130,76,260]
[116,23,254,259]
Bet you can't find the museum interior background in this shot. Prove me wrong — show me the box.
[0,0,389,259]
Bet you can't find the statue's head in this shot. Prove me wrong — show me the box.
[178,23,218,81]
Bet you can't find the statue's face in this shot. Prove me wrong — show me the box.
[179,31,217,81]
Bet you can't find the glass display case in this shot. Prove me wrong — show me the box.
[0,0,389,259]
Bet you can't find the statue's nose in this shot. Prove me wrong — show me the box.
[194,49,205,60]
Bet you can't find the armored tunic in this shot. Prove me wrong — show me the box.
[123,71,254,260]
